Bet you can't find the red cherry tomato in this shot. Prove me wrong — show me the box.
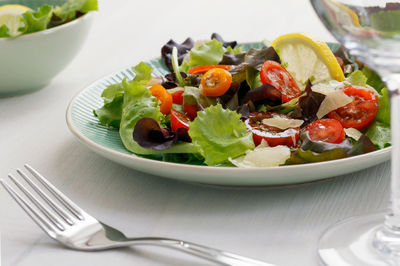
[172,90,184,105]
[183,104,199,120]
[305,119,345,144]
[170,109,190,132]
[328,85,378,130]
[260,60,301,103]
[244,112,300,147]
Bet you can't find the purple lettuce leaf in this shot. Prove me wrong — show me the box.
[161,38,194,72]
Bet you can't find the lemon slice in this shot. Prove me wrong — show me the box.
[272,33,345,88]
[0,4,30,36]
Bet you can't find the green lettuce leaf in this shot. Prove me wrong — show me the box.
[376,87,390,125]
[365,121,391,149]
[54,0,98,21]
[246,68,263,90]
[117,63,195,155]
[180,39,226,73]
[94,62,153,128]
[188,104,255,165]
[0,25,10,38]
[346,70,367,86]
[286,148,348,165]
[363,66,385,92]
[93,96,123,128]
[19,5,53,34]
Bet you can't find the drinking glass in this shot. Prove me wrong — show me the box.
[310,0,400,265]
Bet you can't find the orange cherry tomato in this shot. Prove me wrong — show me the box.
[328,85,378,130]
[149,85,172,115]
[188,65,232,75]
[170,109,190,132]
[305,119,345,144]
[260,60,301,103]
[200,68,232,97]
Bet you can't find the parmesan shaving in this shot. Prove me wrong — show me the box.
[316,90,353,119]
[229,145,291,168]
[262,117,304,130]
[344,128,362,141]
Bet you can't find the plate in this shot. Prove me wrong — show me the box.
[66,42,391,186]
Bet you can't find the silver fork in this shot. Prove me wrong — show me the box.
[0,164,275,266]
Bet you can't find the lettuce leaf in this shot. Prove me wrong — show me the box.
[376,87,390,125]
[118,63,195,155]
[54,0,98,21]
[19,5,53,34]
[180,39,226,73]
[188,104,255,165]
[346,70,367,86]
[363,66,385,92]
[365,122,391,149]
[94,62,153,128]
[0,25,10,38]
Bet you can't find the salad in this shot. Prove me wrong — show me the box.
[94,33,391,167]
[0,0,97,38]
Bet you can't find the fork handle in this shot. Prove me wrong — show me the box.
[122,237,275,266]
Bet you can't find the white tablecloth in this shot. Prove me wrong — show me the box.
[0,0,390,265]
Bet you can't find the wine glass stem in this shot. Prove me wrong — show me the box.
[384,74,400,232]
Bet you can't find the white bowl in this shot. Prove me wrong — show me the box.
[0,12,94,96]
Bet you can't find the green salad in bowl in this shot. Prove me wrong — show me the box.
[0,0,97,38]
[93,32,391,168]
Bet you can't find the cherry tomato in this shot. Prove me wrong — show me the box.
[260,60,301,103]
[172,90,184,105]
[188,65,232,75]
[170,109,190,132]
[149,85,172,115]
[183,104,199,120]
[305,119,345,144]
[200,68,232,97]
[244,112,300,147]
[328,85,378,130]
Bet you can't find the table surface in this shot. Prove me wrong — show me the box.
[0,0,391,265]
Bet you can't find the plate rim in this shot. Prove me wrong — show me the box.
[66,63,392,176]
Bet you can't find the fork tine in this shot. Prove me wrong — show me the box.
[16,169,75,226]
[9,173,65,231]
[0,179,58,239]
[24,164,84,220]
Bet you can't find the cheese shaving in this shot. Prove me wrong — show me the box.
[262,117,304,130]
[229,145,291,168]
[344,128,362,141]
[316,90,353,119]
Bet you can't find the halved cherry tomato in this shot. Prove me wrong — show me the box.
[188,65,232,75]
[172,90,184,105]
[305,119,345,144]
[150,85,172,115]
[200,68,232,97]
[244,112,300,147]
[328,85,378,130]
[260,60,301,103]
[170,109,190,132]
[183,104,198,120]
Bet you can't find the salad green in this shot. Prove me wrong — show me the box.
[94,33,391,167]
[0,0,97,38]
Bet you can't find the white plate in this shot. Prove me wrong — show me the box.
[66,55,391,187]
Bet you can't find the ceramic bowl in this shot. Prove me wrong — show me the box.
[0,0,94,96]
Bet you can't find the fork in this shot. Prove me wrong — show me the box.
[0,165,275,266]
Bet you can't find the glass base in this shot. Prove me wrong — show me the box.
[318,212,400,266]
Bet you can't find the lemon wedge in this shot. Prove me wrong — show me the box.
[272,33,345,88]
[0,4,30,36]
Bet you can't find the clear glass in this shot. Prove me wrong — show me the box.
[310,0,400,265]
